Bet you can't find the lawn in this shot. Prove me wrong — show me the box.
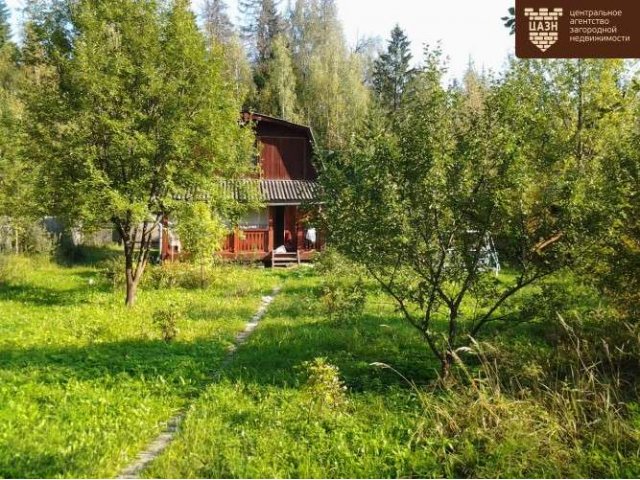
[0,253,279,478]
[141,266,640,479]
[1,253,638,478]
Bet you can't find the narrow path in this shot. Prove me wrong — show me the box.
[116,286,282,479]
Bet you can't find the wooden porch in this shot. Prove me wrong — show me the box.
[220,205,324,264]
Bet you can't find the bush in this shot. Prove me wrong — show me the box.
[152,303,183,342]
[316,248,367,321]
[0,254,48,284]
[101,255,126,289]
[301,358,348,416]
[321,277,366,321]
[101,261,222,291]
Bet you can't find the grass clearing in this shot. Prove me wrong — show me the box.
[1,254,638,478]
[0,253,279,478]
[145,266,640,479]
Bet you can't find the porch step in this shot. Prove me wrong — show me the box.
[271,251,301,268]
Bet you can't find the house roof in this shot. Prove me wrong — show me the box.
[241,111,316,145]
[221,179,321,205]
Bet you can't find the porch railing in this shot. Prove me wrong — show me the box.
[225,229,270,253]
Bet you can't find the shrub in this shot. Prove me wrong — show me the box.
[321,277,366,321]
[152,303,183,342]
[0,255,45,284]
[101,256,126,288]
[301,357,348,416]
[316,248,367,321]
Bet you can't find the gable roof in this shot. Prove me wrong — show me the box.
[241,111,316,145]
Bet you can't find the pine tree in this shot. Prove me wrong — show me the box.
[372,25,413,112]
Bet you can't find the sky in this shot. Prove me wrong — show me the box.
[5,0,516,81]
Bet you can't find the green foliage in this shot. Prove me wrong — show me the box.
[146,262,221,290]
[287,0,369,149]
[0,253,280,478]
[321,276,366,322]
[174,202,227,288]
[240,0,283,64]
[316,248,366,321]
[153,302,183,342]
[321,53,637,375]
[257,34,299,121]
[1,255,639,478]
[144,267,639,479]
[101,254,126,288]
[0,0,10,47]
[23,0,256,305]
[301,357,348,415]
[372,25,413,112]
[202,0,234,45]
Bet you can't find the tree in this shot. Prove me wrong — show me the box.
[175,202,226,288]
[258,34,299,120]
[23,0,255,305]
[200,0,255,106]
[502,7,515,35]
[0,0,10,47]
[202,0,234,45]
[240,0,283,64]
[321,49,592,376]
[0,5,36,253]
[354,35,383,88]
[288,0,369,149]
[460,61,488,114]
[372,25,413,112]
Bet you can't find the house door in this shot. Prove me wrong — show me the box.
[274,206,285,247]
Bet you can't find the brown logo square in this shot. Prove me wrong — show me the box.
[516,0,640,58]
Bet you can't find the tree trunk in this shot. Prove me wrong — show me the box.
[441,349,454,379]
[125,271,138,307]
[123,238,138,307]
[440,309,458,379]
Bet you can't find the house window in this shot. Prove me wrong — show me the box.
[239,208,269,230]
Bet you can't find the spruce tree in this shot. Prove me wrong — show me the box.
[259,34,298,121]
[372,25,413,112]
[202,0,234,45]
[240,0,283,64]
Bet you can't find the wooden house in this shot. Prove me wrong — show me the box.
[161,112,324,265]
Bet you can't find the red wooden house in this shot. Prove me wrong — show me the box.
[207,112,324,265]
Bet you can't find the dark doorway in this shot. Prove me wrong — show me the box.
[274,206,285,247]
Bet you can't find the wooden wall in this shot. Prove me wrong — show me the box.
[255,122,316,180]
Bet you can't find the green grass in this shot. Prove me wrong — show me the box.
[145,268,441,478]
[143,266,640,479]
[0,254,279,478]
[1,254,639,478]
